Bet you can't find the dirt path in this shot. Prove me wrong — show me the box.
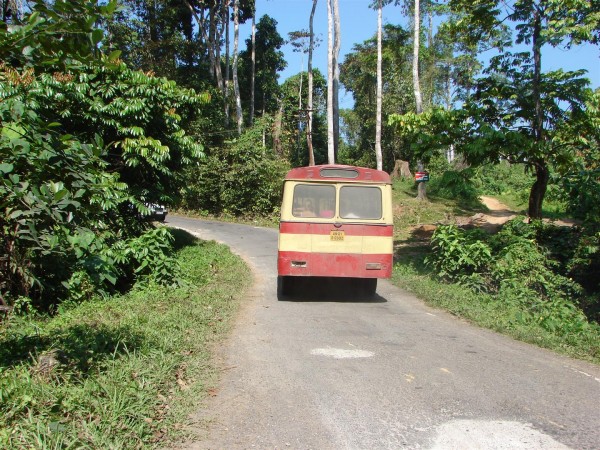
[476,196,580,228]
[471,196,519,228]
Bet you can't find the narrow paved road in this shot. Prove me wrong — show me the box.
[168,215,600,450]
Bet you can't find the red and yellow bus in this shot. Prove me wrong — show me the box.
[277,164,394,296]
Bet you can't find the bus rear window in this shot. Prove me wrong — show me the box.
[292,184,336,218]
[320,168,359,178]
[340,186,382,219]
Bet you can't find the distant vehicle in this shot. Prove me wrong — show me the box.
[277,164,394,296]
[145,203,168,222]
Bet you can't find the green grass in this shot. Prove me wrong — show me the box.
[391,178,482,240]
[174,208,280,229]
[0,229,251,449]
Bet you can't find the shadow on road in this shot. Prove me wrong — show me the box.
[277,277,388,303]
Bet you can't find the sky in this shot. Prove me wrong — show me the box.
[238,0,600,109]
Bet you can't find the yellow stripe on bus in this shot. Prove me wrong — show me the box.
[278,233,393,254]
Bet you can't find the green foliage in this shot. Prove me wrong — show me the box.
[340,24,414,170]
[0,0,118,70]
[554,90,600,223]
[279,69,328,166]
[472,161,530,198]
[426,225,492,281]
[0,0,204,311]
[389,0,600,219]
[1,63,208,205]
[239,14,287,117]
[181,119,290,217]
[426,219,599,336]
[428,169,479,205]
[0,235,251,448]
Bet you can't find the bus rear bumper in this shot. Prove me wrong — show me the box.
[277,251,392,278]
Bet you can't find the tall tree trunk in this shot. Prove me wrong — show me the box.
[250,13,256,125]
[233,0,243,135]
[298,57,304,158]
[413,0,427,200]
[327,0,340,164]
[413,0,423,115]
[529,159,549,220]
[327,0,335,164]
[209,4,224,91]
[528,6,546,219]
[307,0,318,166]
[185,1,223,89]
[375,0,383,171]
[332,0,341,162]
[224,1,230,127]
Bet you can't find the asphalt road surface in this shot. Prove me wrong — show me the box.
[167,215,600,450]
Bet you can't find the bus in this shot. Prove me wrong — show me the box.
[277,164,394,296]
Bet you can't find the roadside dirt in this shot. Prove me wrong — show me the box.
[468,195,519,232]
[409,196,579,241]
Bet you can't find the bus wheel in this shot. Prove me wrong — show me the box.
[361,278,377,296]
[277,276,293,297]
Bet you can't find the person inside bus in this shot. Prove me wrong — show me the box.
[301,199,317,217]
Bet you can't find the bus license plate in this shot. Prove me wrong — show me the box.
[330,231,345,241]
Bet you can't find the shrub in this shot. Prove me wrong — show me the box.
[0,2,200,311]
[473,161,531,199]
[181,119,290,217]
[426,225,492,281]
[427,169,480,205]
[426,219,598,335]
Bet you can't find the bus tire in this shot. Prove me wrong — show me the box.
[277,276,293,297]
[361,278,377,296]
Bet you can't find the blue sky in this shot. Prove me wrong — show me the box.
[238,0,600,108]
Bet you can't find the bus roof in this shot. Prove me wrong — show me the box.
[284,165,391,184]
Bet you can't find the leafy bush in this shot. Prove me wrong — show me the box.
[426,225,492,281]
[426,220,598,336]
[181,119,290,217]
[427,169,480,205]
[472,161,531,198]
[0,1,198,311]
[555,90,600,223]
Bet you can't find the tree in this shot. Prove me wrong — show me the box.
[233,0,243,134]
[326,0,341,163]
[250,11,256,124]
[307,0,319,166]
[445,0,600,218]
[279,69,328,166]
[240,15,287,119]
[412,0,427,199]
[411,0,423,115]
[340,24,413,168]
[375,0,383,170]
[1,0,202,307]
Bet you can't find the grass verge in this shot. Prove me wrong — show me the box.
[392,252,600,365]
[0,229,251,449]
